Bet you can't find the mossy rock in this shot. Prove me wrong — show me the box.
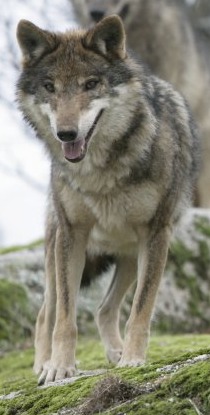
[0,241,44,352]
[0,279,34,352]
[0,335,210,414]
[154,209,210,333]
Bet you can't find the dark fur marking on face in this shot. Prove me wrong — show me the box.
[17,71,37,95]
[106,62,134,87]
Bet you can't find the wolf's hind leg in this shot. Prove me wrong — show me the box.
[33,224,56,375]
[96,257,137,364]
[118,225,171,367]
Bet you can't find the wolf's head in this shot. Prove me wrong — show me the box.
[16,16,138,163]
[85,0,130,23]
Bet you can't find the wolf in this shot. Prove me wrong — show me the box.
[71,0,120,24]
[16,15,199,385]
[71,0,210,208]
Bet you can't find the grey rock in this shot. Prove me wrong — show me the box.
[0,246,44,314]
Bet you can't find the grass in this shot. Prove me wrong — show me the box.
[0,334,210,414]
[0,239,43,255]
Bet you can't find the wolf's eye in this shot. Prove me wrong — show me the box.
[43,81,55,93]
[85,79,99,90]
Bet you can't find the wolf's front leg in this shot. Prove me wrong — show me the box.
[38,224,87,385]
[34,219,56,375]
[118,225,171,367]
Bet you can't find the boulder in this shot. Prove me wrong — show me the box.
[155,208,210,332]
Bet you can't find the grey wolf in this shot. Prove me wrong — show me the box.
[72,0,113,25]
[71,0,210,208]
[16,15,200,384]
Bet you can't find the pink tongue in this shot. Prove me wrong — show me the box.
[62,139,85,160]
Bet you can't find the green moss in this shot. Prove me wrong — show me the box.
[0,279,34,351]
[165,235,210,332]
[0,346,100,415]
[1,377,97,415]
[86,337,210,414]
[0,335,209,415]
[195,216,210,238]
[149,334,210,363]
[0,239,43,255]
[194,239,210,278]
[168,240,195,294]
[76,337,106,370]
[169,218,210,287]
[161,360,210,414]
[169,241,194,269]
[106,396,197,415]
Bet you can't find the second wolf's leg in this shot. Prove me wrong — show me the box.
[118,225,171,367]
[96,257,137,364]
[38,220,88,385]
[33,216,56,375]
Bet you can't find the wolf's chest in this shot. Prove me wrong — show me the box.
[82,185,159,255]
[81,182,160,229]
[68,158,160,228]
[66,169,160,254]
[88,222,139,255]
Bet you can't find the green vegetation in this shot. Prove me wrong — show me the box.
[163,221,210,332]
[0,279,34,352]
[0,335,209,414]
[195,215,210,238]
[0,239,43,255]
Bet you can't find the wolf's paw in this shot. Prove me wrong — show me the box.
[107,348,122,364]
[117,357,145,368]
[38,362,77,385]
[33,357,51,375]
[33,362,42,376]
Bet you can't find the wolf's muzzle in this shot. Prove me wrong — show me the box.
[57,129,78,142]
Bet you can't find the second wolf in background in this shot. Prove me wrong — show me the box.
[71,0,210,208]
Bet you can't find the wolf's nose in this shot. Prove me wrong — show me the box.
[57,130,78,142]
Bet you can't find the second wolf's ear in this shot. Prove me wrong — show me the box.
[84,15,126,59]
[16,20,55,66]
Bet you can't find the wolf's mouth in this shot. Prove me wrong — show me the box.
[63,109,104,163]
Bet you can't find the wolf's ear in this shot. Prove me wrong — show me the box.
[84,15,126,59]
[16,20,55,65]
